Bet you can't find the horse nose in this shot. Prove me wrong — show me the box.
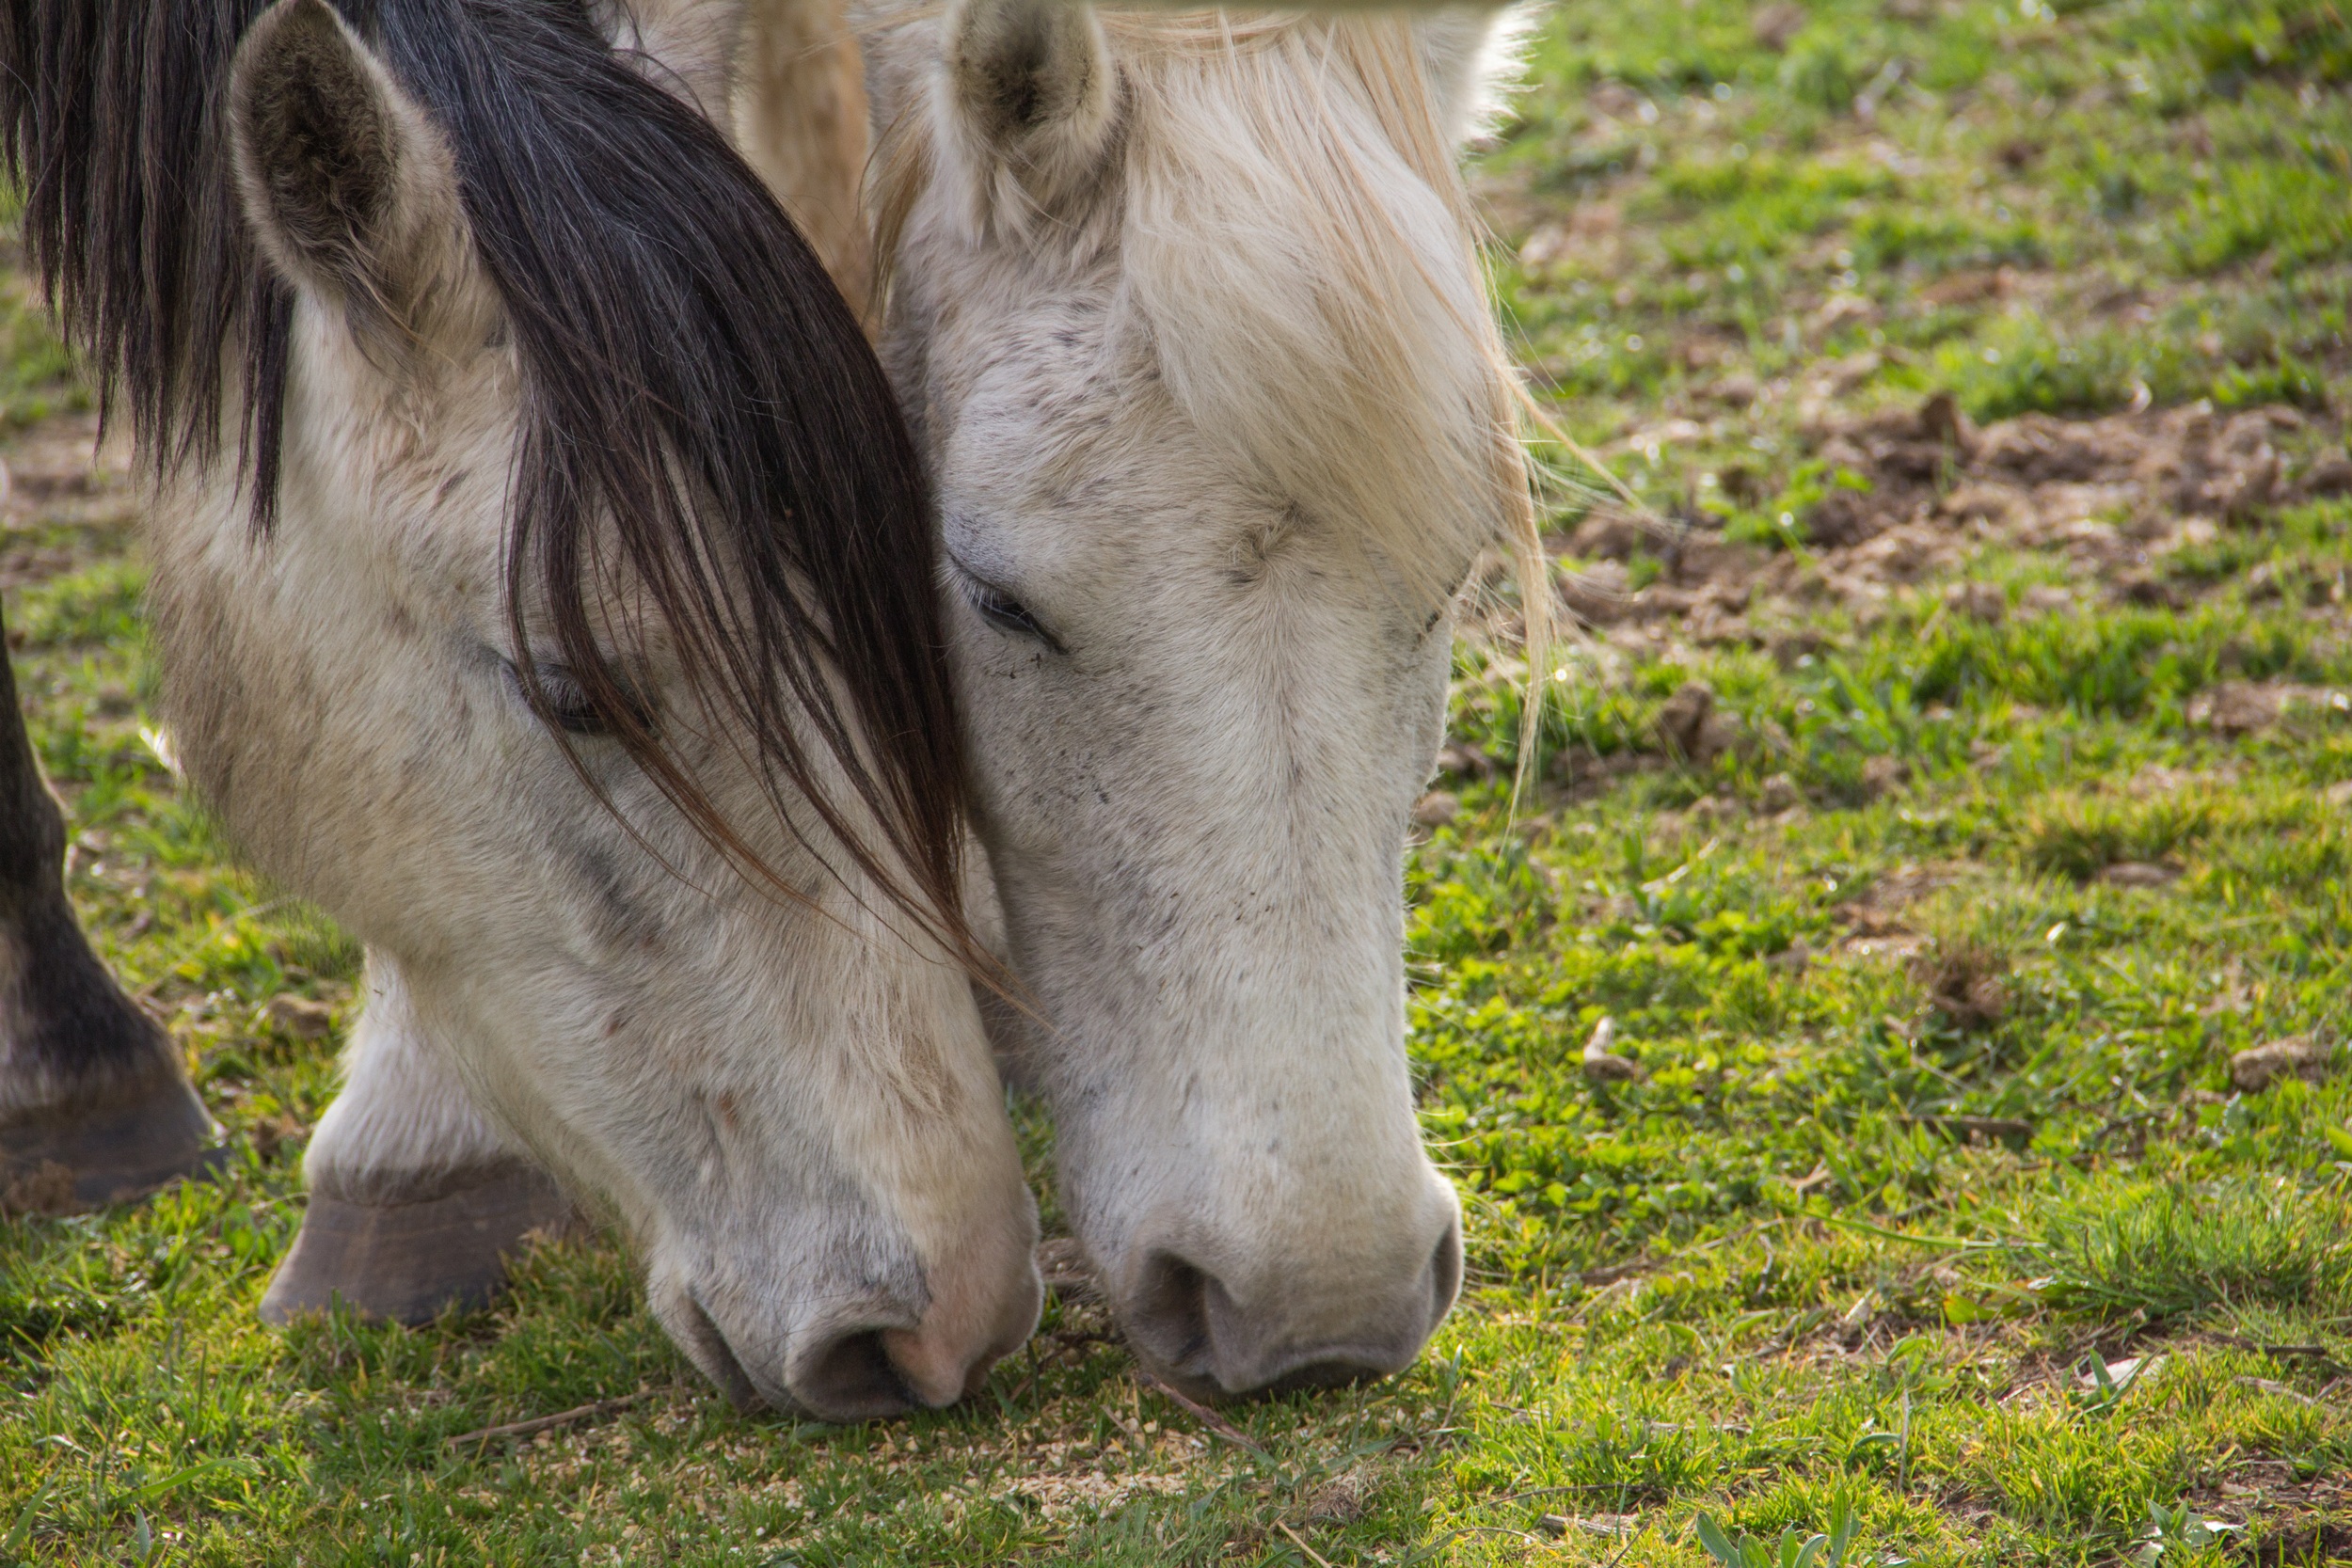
[655,1253,1041,1422]
[669,1295,1005,1422]
[1119,1211,1463,1398]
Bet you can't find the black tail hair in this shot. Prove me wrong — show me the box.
[0,0,977,959]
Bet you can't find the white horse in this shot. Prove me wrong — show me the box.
[0,0,1041,1419]
[856,0,1542,1397]
[280,0,1545,1402]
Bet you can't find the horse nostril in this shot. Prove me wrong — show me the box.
[1124,1251,1214,1374]
[791,1327,919,1423]
[1429,1213,1464,1328]
[675,1291,764,1413]
[1116,1210,1462,1398]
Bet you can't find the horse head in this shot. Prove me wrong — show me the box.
[49,0,1043,1418]
[861,0,1536,1398]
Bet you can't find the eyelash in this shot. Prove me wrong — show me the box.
[959,575,1065,654]
[513,661,649,737]
[524,665,606,734]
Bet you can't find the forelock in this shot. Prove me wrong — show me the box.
[1112,13,1528,604]
[871,9,1533,600]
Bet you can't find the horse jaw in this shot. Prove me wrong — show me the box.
[862,0,1534,1396]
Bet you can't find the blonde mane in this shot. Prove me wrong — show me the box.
[870,8,1544,671]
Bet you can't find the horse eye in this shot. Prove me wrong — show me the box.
[516,662,610,736]
[964,578,1065,654]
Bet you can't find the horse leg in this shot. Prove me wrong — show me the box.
[0,598,216,1213]
[261,951,576,1325]
[734,0,872,312]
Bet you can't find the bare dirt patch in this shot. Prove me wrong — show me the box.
[0,412,137,599]
[1557,395,2344,650]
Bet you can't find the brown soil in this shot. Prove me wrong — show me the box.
[1557,394,2346,651]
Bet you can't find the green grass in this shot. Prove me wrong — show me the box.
[7,0,2352,1561]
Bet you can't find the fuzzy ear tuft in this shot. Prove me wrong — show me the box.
[942,0,1118,211]
[1414,3,1534,147]
[229,0,468,337]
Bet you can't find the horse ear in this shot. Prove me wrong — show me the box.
[942,0,1118,212]
[229,0,469,341]
[1414,4,1533,146]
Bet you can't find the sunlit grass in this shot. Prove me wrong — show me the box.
[4,0,2351,1560]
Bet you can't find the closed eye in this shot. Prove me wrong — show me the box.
[955,571,1066,654]
[509,660,633,736]
[527,664,607,734]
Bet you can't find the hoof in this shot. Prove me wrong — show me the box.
[0,1072,222,1214]
[260,1163,579,1327]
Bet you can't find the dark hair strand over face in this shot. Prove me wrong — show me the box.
[0,0,979,967]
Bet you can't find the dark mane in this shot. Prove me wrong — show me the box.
[0,0,975,955]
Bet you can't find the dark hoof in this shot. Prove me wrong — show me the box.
[1,1072,222,1213]
[260,1164,579,1327]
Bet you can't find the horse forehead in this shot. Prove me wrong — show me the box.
[946,375,1259,551]
[926,253,1123,385]
[292,302,507,486]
